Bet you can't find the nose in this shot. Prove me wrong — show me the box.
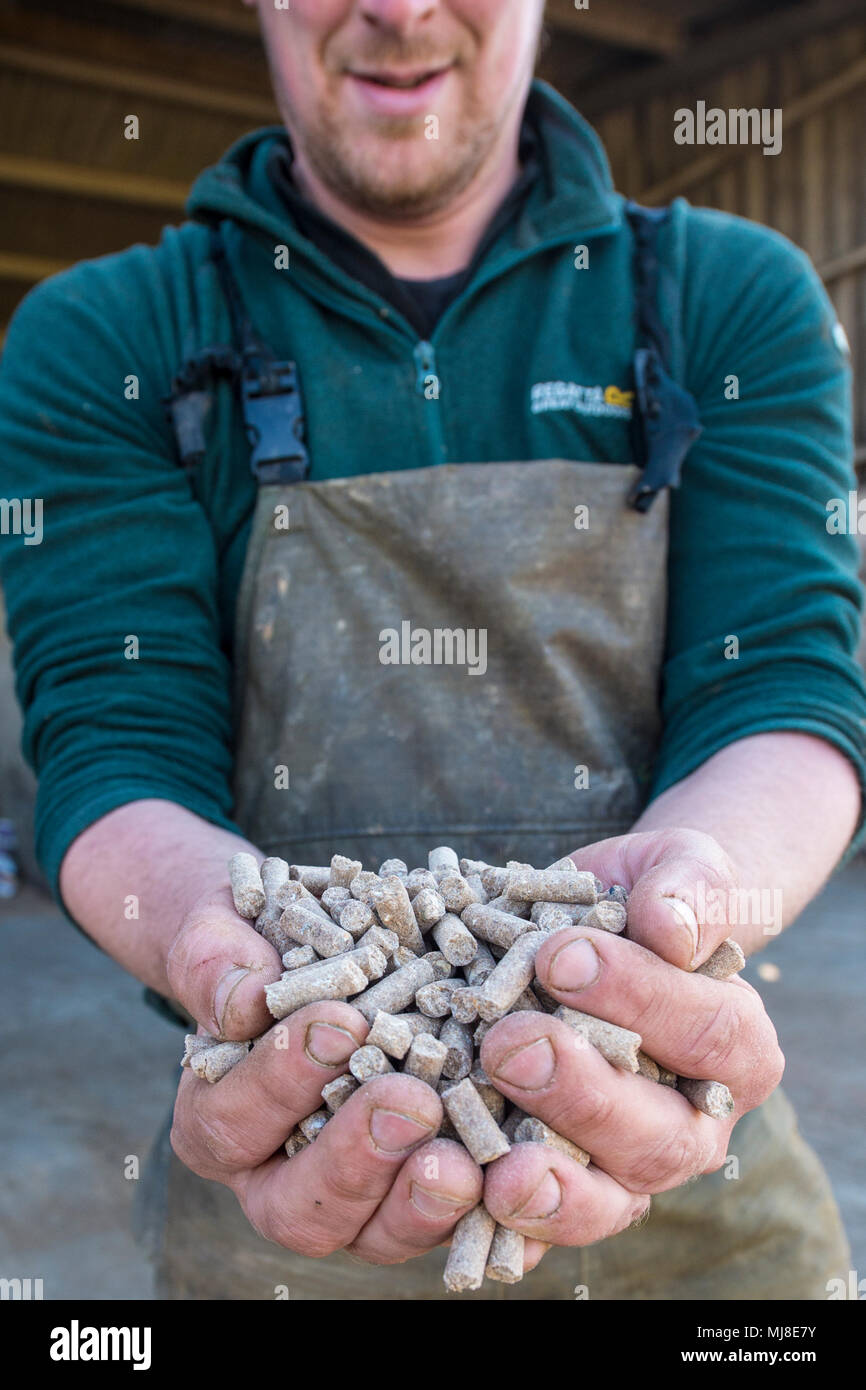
[359,0,439,31]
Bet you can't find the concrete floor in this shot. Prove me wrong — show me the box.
[1,862,863,1300]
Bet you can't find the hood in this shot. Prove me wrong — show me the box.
[186,78,623,250]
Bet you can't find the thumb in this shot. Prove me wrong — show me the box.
[166,886,281,1040]
[623,845,739,970]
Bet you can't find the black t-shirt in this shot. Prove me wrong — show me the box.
[268,122,541,340]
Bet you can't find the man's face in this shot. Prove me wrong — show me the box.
[246,0,545,218]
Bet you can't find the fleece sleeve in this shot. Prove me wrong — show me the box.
[650,206,866,860]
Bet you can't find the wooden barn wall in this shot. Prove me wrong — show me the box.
[591,18,866,466]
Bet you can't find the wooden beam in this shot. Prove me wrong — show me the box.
[637,52,866,205]
[0,250,70,282]
[545,0,685,57]
[579,0,866,116]
[0,152,188,211]
[94,0,258,37]
[818,242,866,286]
[0,41,278,122]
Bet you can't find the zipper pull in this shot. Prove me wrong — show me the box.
[413,340,438,398]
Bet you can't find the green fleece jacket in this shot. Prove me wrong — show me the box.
[1,80,865,903]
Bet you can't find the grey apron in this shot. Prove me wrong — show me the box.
[149,456,851,1299]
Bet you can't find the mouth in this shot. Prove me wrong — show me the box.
[350,66,451,89]
[346,64,453,115]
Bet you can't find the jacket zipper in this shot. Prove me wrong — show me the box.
[413,339,446,465]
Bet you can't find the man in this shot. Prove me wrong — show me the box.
[0,0,863,1300]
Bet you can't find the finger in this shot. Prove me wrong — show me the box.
[481,1011,730,1194]
[534,928,783,1105]
[171,1000,367,1178]
[230,1075,442,1258]
[570,830,740,969]
[484,1142,650,1247]
[166,885,282,1040]
[522,1238,551,1272]
[346,1139,482,1265]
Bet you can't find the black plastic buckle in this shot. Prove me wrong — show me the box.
[629,346,703,513]
[240,356,310,485]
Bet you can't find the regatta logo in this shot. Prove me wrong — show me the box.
[674,102,782,156]
[379,621,487,676]
[49,1320,152,1370]
[530,381,634,419]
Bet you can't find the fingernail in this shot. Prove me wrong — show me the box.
[214,966,249,1034]
[305,1022,360,1068]
[510,1170,563,1221]
[493,1036,556,1090]
[409,1182,471,1220]
[630,1198,652,1229]
[369,1109,435,1154]
[665,897,700,965]
[548,937,601,993]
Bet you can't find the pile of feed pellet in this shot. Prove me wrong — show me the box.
[183,847,743,1292]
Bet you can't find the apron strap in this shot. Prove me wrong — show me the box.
[163,223,310,487]
[625,201,704,513]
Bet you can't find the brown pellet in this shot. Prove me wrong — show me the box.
[265,956,368,1019]
[636,1051,660,1082]
[443,1204,497,1293]
[289,864,331,896]
[443,1079,511,1164]
[284,1129,310,1159]
[228,852,266,919]
[514,1116,590,1166]
[463,939,497,988]
[339,899,376,938]
[502,1106,531,1141]
[657,1065,678,1087]
[403,1033,449,1087]
[510,986,543,1013]
[432,912,479,966]
[486,894,532,920]
[415,979,466,1018]
[181,1033,217,1067]
[530,901,589,926]
[450,987,480,1024]
[350,870,384,904]
[439,1017,474,1081]
[459,858,492,878]
[329,854,363,889]
[389,946,420,970]
[276,877,334,922]
[555,1006,642,1072]
[428,846,460,875]
[261,856,291,905]
[321,1074,359,1113]
[321,885,352,921]
[532,904,576,933]
[464,873,487,903]
[505,867,597,905]
[189,1040,251,1083]
[366,1010,414,1060]
[356,924,400,958]
[461,903,532,951]
[347,943,389,982]
[468,1064,506,1123]
[582,901,627,934]
[369,875,426,953]
[485,1224,524,1285]
[405,868,438,899]
[349,1044,394,1083]
[299,1108,331,1142]
[280,902,354,958]
[412,887,447,931]
[697,938,746,980]
[437,872,478,914]
[677,1077,735,1119]
[352,954,438,1023]
[480,865,510,898]
[474,931,545,1021]
[378,857,408,879]
[281,944,319,972]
